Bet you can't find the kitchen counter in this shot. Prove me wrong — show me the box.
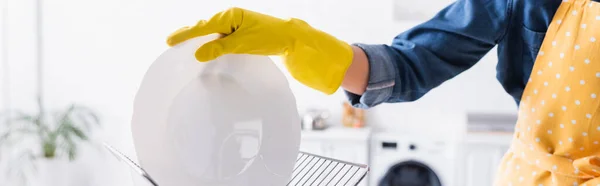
[462,132,514,145]
[300,127,372,141]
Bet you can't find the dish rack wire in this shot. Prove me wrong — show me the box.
[104,143,369,186]
[287,151,369,186]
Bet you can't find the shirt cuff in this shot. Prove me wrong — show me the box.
[344,43,397,109]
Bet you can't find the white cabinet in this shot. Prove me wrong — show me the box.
[300,139,369,165]
[456,133,512,186]
[299,140,325,156]
[325,141,368,165]
[299,127,371,185]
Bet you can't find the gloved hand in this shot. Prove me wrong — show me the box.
[166,7,354,95]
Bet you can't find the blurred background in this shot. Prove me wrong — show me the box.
[0,0,520,185]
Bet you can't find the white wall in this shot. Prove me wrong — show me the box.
[0,0,7,183]
[1,0,40,185]
[4,0,39,112]
[1,0,7,112]
[1,0,519,185]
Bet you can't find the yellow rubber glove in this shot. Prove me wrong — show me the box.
[166,7,353,95]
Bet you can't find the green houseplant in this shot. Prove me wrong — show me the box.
[0,98,100,186]
[0,98,100,162]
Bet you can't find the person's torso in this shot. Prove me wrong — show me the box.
[496,1,600,183]
[497,0,563,104]
[499,0,600,105]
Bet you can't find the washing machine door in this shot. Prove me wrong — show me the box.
[378,160,442,186]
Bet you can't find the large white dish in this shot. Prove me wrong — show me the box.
[131,35,301,186]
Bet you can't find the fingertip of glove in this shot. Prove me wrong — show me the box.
[166,26,194,46]
[166,35,184,46]
[166,39,177,47]
[167,38,187,47]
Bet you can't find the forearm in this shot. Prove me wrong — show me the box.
[341,46,369,95]
[341,0,507,109]
[342,40,488,109]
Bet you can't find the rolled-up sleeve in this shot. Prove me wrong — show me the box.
[345,0,512,109]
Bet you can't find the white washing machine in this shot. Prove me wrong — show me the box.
[369,132,457,186]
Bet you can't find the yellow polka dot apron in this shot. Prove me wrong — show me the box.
[493,0,600,185]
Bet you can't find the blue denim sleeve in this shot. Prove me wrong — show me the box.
[345,0,512,109]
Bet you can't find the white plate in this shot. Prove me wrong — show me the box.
[131,35,301,186]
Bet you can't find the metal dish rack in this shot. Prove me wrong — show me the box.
[104,143,369,186]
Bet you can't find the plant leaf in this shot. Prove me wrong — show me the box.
[11,111,37,124]
[62,135,77,161]
[0,128,37,147]
[56,106,75,130]
[0,133,12,148]
[68,125,88,141]
[72,105,101,129]
[67,145,77,161]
